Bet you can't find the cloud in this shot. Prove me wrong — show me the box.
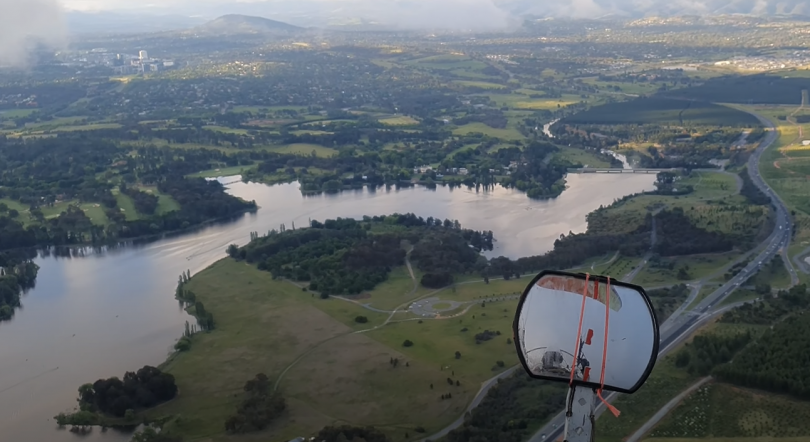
[0,0,67,67]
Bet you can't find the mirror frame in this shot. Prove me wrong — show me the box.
[512,269,660,394]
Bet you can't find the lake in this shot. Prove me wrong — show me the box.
[0,173,655,441]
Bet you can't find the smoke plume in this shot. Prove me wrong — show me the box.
[0,0,67,67]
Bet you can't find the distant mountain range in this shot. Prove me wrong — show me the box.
[493,0,810,18]
[65,0,810,35]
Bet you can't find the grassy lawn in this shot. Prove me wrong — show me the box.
[55,123,123,132]
[360,266,422,311]
[452,122,525,141]
[367,301,518,384]
[0,198,110,226]
[187,165,255,179]
[634,253,742,287]
[483,93,584,110]
[232,105,307,114]
[453,80,506,89]
[23,116,85,129]
[203,125,252,135]
[598,256,642,279]
[79,203,109,225]
[0,108,37,118]
[437,277,528,303]
[555,147,613,168]
[267,143,338,158]
[112,188,141,221]
[379,116,420,126]
[137,186,181,214]
[647,382,810,438]
[154,259,477,441]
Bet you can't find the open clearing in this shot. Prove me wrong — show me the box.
[555,147,613,168]
[153,259,498,441]
[452,122,524,140]
[187,165,255,179]
[483,93,583,110]
[267,143,338,157]
[379,116,420,126]
[453,80,506,89]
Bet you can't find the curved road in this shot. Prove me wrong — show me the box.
[525,109,795,442]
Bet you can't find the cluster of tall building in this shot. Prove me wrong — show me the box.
[112,50,175,74]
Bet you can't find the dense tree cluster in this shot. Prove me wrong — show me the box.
[647,283,690,322]
[0,250,38,320]
[654,208,734,256]
[224,374,286,433]
[720,284,810,325]
[0,135,257,251]
[715,311,810,399]
[738,169,771,206]
[76,366,177,417]
[444,372,566,442]
[238,214,492,294]
[121,184,159,215]
[675,330,752,375]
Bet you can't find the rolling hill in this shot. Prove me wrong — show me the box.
[193,14,305,36]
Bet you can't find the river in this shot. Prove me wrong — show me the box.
[0,173,655,442]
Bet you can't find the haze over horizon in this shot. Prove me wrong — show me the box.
[57,0,810,19]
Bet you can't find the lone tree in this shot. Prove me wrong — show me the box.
[403,339,414,347]
[355,316,368,324]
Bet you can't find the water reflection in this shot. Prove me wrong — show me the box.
[0,174,655,442]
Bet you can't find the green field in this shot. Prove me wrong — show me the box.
[368,301,518,382]
[406,54,489,71]
[555,147,613,168]
[137,186,181,214]
[232,105,307,114]
[23,116,86,129]
[452,122,525,141]
[581,77,661,96]
[563,98,761,126]
[267,143,338,157]
[379,115,420,126]
[203,125,252,135]
[55,123,122,132]
[150,259,529,441]
[634,253,742,287]
[0,108,36,118]
[112,188,141,221]
[453,80,506,90]
[649,383,810,438]
[483,93,583,110]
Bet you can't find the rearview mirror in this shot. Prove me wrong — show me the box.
[513,270,659,394]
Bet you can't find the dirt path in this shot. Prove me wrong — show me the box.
[274,248,419,391]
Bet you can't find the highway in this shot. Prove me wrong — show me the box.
[526,112,794,442]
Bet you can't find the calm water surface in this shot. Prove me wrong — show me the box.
[0,174,654,441]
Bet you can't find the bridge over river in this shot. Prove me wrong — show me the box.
[567,167,682,174]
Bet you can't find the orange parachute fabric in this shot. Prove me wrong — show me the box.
[536,275,622,311]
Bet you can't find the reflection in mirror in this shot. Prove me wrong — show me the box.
[515,272,658,393]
